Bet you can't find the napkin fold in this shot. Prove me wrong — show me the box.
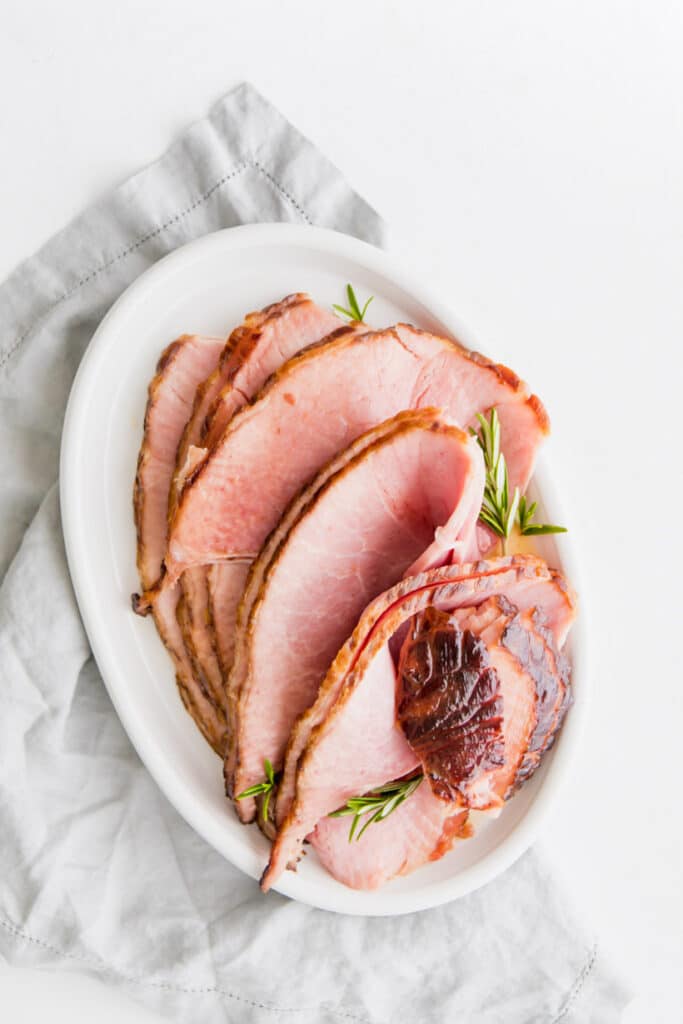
[0,82,629,1023]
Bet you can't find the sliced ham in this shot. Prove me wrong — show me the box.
[276,554,575,830]
[397,600,537,810]
[208,561,251,676]
[170,298,346,697]
[132,333,228,754]
[311,596,570,891]
[229,409,485,821]
[134,334,226,591]
[154,324,549,592]
[263,555,576,891]
[311,785,470,891]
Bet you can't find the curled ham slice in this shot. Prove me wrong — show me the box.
[262,555,576,891]
[228,409,485,821]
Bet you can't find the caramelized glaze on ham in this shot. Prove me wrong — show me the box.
[397,607,505,805]
[263,556,576,891]
[311,784,469,891]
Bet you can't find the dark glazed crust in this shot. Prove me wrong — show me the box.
[397,608,506,802]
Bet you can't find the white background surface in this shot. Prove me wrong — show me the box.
[1,1,681,1021]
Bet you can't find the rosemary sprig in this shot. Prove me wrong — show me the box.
[333,284,373,323]
[329,775,423,841]
[517,495,567,537]
[470,408,520,552]
[470,408,566,550]
[235,758,276,823]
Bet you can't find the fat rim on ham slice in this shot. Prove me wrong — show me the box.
[132,333,229,754]
[149,323,549,595]
[262,555,576,891]
[227,408,485,821]
[309,595,571,891]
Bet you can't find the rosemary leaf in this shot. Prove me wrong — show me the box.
[333,284,374,323]
[329,775,423,842]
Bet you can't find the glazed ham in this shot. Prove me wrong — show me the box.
[309,597,571,891]
[229,409,485,821]
[262,555,575,891]
[275,554,574,830]
[133,333,228,753]
[153,324,548,591]
[131,292,577,894]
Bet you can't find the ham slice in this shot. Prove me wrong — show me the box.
[170,298,345,697]
[311,785,470,891]
[153,324,549,592]
[398,601,537,809]
[133,334,228,753]
[310,596,570,891]
[229,409,485,820]
[208,561,251,676]
[262,555,576,891]
[276,554,575,830]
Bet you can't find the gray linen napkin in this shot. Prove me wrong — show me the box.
[0,82,629,1023]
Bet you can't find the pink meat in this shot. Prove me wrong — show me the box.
[263,555,576,891]
[311,784,469,891]
[134,334,226,590]
[158,325,549,588]
[398,600,537,811]
[208,561,251,677]
[230,410,484,821]
[132,334,228,754]
[176,571,225,713]
[310,598,568,891]
[276,554,575,830]
[172,298,346,697]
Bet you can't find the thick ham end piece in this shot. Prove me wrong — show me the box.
[276,554,576,829]
[163,324,549,586]
[397,608,505,805]
[229,409,484,821]
[265,555,575,891]
[133,334,226,593]
[311,785,469,891]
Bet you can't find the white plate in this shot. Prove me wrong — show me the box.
[60,224,587,916]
